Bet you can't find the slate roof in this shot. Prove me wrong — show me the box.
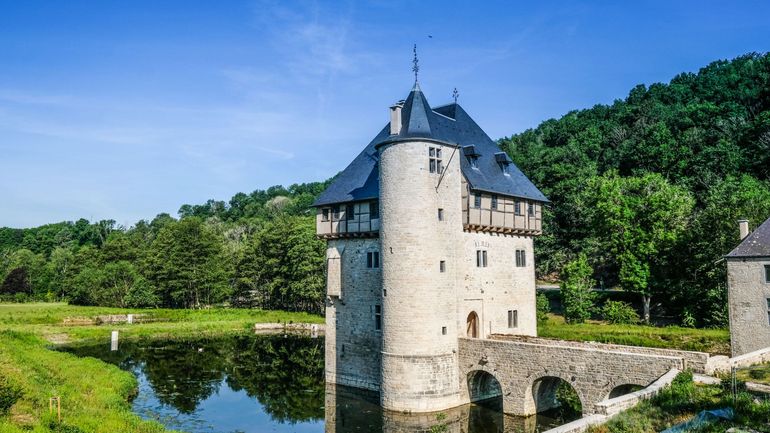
[726,216,770,258]
[313,84,548,207]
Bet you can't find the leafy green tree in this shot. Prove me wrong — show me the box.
[235,216,324,313]
[145,218,230,308]
[588,172,694,323]
[560,254,596,324]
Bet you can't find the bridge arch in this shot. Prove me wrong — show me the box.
[607,383,644,399]
[467,370,503,405]
[527,373,585,415]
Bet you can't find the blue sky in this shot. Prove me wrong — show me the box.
[1,1,769,228]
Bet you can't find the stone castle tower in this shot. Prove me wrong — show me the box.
[314,79,548,413]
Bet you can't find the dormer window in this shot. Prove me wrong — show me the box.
[429,147,443,174]
[463,145,480,169]
[494,152,512,175]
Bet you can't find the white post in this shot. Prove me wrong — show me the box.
[111,330,119,351]
[127,314,134,324]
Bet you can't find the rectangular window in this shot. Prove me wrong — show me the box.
[332,205,340,220]
[438,208,444,221]
[369,201,379,219]
[442,326,447,335]
[765,265,770,283]
[528,203,535,217]
[491,195,498,210]
[321,208,330,221]
[367,251,380,269]
[474,193,481,208]
[477,250,488,267]
[375,305,382,330]
[440,261,446,273]
[508,310,518,328]
[767,297,770,326]
[346,204,355,220]
[515,250,526,267]
[514,201,522,216]
[429,147,443,174]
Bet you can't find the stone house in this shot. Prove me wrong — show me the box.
[726,217,770,356]
[313,80,548,413]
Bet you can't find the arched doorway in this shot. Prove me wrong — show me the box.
[466,311,479,338]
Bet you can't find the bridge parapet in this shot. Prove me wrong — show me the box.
[458,337,685,416]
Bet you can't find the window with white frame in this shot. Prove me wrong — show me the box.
[429,147,443,174]
[514,200,522,216]
[528,203,535,217]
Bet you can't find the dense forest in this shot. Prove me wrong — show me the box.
[2,53,770,327]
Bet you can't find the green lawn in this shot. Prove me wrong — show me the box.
[0,303,323,433]
[538,314,730,355]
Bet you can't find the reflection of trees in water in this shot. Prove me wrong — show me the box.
[60,334,325,421]
[226,335,325,422]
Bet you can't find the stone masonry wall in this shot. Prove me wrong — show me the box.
[325,238,382,391]
[727,257,770,356]
[458,337,683,416]
[459,232,537,339]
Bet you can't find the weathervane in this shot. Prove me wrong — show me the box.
[452,87,459,104]
[412,44,419,83]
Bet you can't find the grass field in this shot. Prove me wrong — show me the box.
[0,303,323,433]
[539,314,730,355]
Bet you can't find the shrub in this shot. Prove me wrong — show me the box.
[601,300,640,324]
[0,377,22,415]
[536,293,550,323]
[560,254,596,324]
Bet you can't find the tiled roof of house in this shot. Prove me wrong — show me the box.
[726,217,770,258]
[313,84,548,207]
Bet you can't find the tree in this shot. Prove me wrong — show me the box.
[0,268,31,296]
[560,254,596,324]
[145,218,229,308]
[235,216,324,313]
[588,172,694,323]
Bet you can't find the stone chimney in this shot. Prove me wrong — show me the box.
[389,100,404,135]
[739,219,750,240]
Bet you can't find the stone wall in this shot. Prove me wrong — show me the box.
[727,257,770,356]
[490,335,710,373]
[458,337,683,416]
[325,238,382,391]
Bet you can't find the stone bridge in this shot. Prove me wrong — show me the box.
[457,336,709,416]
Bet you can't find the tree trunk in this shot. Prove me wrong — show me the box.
[642,295,651,324]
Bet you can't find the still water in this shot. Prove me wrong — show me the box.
[60,334,571,433]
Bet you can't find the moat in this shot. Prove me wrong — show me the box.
[60,333,576,433]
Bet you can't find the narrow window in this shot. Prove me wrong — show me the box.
[507,310,518,328]
[528,203,535,217]
[442,326,447,335]
[369,200,379,219]
[477,250,488,268]
[515,250,526,267]
[367,252,380,269]
[438,208,444,221]
[765,265,770,283]
[474,193,481,208]
[440,261,446,273]
[332,205,340,220]
[428,147,442,174]
[346,204,355,220]
[375,305,382,330]
[321,208,330,221]
[767,297,770,325]
[514,201,522,216]
[491,195,498,210]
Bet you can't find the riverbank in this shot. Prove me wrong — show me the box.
[0,303,323,433]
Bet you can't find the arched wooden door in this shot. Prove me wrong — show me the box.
[466,311,479,338]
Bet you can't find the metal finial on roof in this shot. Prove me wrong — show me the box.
[412,44,419,83]
[452,87,459,104]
